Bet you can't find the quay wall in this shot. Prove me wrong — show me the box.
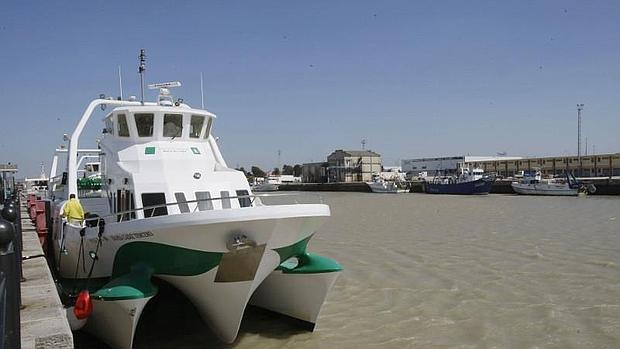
[19,204,74,348]
[278,182,371,192]
[281,178,620,195]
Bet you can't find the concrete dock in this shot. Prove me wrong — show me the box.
[19,204,73,349]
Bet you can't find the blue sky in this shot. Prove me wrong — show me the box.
[1,1,619,177]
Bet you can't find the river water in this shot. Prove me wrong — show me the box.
[77,193,620,348]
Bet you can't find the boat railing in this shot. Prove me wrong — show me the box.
[80,192,325,226]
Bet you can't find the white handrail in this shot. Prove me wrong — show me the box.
[67,99,156,195]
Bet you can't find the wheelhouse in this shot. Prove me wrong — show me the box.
[103,107,215,142]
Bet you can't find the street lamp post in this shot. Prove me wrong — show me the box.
[577,104,584,177]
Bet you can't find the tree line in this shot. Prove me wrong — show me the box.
[235,164,303,179]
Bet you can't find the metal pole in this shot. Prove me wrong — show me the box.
[118,65,123,100]
[200,72,205,109]
[139,49,146,105]
[577,106,580,176]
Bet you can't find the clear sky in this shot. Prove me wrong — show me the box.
[1,0,619,177]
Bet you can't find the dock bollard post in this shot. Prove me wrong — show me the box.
[0,216,20,349]
[1,203,22,307]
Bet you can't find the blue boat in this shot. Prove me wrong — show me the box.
[424,168,495,195]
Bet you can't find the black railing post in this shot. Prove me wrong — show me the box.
[1,203,22,305]
[0,215,19,349]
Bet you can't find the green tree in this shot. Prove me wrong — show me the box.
[251,166,266,177]
[282,164,294,175]
[293,164,302,177]
[272,167,281,176]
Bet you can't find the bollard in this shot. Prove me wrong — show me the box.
[0,217,20,349]
[1,205,22,307]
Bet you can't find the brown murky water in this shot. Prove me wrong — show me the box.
[76,193,620,348]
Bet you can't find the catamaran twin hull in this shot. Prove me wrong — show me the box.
[56,204,341,349]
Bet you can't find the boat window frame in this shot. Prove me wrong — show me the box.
[105,117,114,135]
[220,191,231,209]
[134,113,155,138]
[117,114,130,137]
[190,115,205,139]
[163,113,184,138]
[203,117,213,139]
[174,192,190,213]
[195,191,213,211]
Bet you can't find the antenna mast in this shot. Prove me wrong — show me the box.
[200,72,205,109]
[118,65,124,100]
[577,103,584,176]
[139,49,146,105]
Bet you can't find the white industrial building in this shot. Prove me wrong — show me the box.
[401,155,522,177]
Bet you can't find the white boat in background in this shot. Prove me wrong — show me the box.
[367,175,408,193]
[252,176,281,192]
[253,175,301,192]
[511,171,593,196]
[24,163,49,198]
[46,60,341,349]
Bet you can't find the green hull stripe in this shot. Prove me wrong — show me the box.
[273,235,313,263]
[277,253,342,274]
[94,264,157,301]
[273,235,342,274]
[112,241,223,278]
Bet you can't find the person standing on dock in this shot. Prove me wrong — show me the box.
[62,193,85,226]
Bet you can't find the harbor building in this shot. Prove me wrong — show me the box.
[463,153,620,178]
[401,156,520,177]
[301,162,329,183]
[402,153,620,178]
[302,150,382,183]
[327,150,381,182]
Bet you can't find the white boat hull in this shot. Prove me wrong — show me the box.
[86,296,154,349]
[54,204,335,347]
[367,182,407,193]
[250,268,340,326]
[511,183,578,196]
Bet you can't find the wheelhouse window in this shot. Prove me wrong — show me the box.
[117,114,130,137]
[220,191,231,209]
[141,193,168,217]
[236,190,251,208]
[203,117,213,139]
[105,118,114,135]
[135,113,154,137]
[175,192,190,213]
[163,114,183,137]
[195,191,213,211]
[190,115,205,138]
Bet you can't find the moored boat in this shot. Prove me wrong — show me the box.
[511,171,593,196]
[46,61,341,349]
[366,175,407,193]
[424,167,495,195]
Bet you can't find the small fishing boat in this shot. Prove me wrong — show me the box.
[511,171,594,196]
[424,167,495,195]
[46,55,341,349]
[366,175,407,193]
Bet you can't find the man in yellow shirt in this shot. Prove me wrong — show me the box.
[62,193,85,225]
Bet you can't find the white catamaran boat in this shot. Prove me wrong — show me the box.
[47,76,341,348]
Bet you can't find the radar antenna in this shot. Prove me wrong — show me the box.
[138,49,146,105]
